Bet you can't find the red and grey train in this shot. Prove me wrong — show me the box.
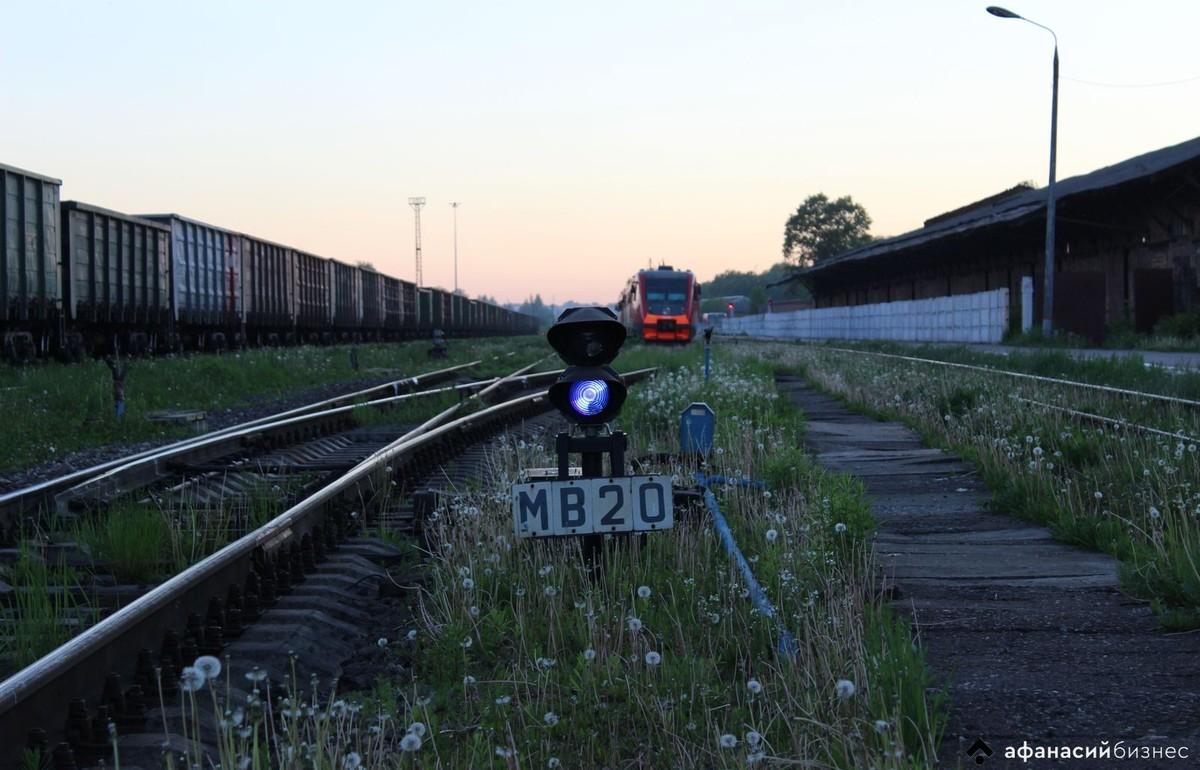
[617,266,701,343]
[0,162,537,361]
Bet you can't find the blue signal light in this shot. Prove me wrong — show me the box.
[569,379,610,417]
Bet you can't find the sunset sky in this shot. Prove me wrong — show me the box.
[3,0,1198,304]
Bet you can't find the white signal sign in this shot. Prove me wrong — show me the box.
[512,475,674,538]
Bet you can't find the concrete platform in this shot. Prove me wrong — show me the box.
[779,375,1200,768]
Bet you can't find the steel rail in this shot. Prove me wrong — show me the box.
[0,359,484,520]
[48,365,566,516]
[734,337,1200,410]
[1013,395,1199,444]
[0,365,657,763]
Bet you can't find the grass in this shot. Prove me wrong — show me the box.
[0,544,94,670]
[333,343,946,768]
[815,339,1200,401]
[760,341,1200,629]
[0,337,544,475]
[16,340,945,768]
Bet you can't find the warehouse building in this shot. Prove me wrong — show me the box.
[783,136,1200,342]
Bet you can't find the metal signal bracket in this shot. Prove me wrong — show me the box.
[556,429,627,480]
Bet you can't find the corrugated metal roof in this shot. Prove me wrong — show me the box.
[791,134,1200,280]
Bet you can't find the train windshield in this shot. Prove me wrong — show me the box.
[644,276,689,315]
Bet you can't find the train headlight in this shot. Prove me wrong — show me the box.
[546,307,627,425]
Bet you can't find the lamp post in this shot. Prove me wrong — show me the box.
[450,201,460,294]
[987,5,1058,336]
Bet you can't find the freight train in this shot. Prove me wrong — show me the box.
[616,266,701,343]
[1,162,537,362]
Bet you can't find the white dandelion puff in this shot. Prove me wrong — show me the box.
[628,617,643,632]
[637,585,652,599]
[765,529,778,542]
[193,655,221,680]
[719,734,738,749]
[343,752,362,769]
[835,679,856,699]
[834,522,847,534]
[377,637,388,648]
[408,721,427,737]
[747,679,763,695]
[544,711,559,726]
[645,651,662,665]
[745,731,762,747]
[584,648,597,661]
[180,667,205,692]
[400,734,422,752]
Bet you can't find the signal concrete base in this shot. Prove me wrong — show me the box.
[779,375,1200,768]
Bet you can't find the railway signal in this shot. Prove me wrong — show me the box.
[546,307,627,425]
[512,306,673,539]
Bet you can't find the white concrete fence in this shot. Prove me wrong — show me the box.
[720,287,1014,343]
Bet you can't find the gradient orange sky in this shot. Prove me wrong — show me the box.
[3,0,1198,304]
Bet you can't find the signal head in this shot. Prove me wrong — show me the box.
[548,366,626,425]
[546,306,626,366]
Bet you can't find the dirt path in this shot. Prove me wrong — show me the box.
[778,374,1200,768]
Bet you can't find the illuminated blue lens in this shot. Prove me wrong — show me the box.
[569,379,609,417]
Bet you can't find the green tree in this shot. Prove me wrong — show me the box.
[782,194,872,267]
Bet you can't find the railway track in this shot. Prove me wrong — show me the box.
[0,362,656,769]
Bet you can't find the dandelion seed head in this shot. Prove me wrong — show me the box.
[637,585,652,599]
[400,734,422,752]
[747,679,763,694]
[719,734,738,749]
[645,651,662,666]
[193,655,221,680]
[765,528,778,542]
[627,617,643,632]
[835,679,856,699]
[745,730,761,747]
[180,667,205,692]
[834,522,847,534]
[544,711,559,726]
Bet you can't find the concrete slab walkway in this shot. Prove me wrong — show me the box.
[778,374,1200,768]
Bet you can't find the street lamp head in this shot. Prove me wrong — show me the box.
[986,6,1021,19]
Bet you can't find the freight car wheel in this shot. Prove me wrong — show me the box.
[4,333,36,365]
